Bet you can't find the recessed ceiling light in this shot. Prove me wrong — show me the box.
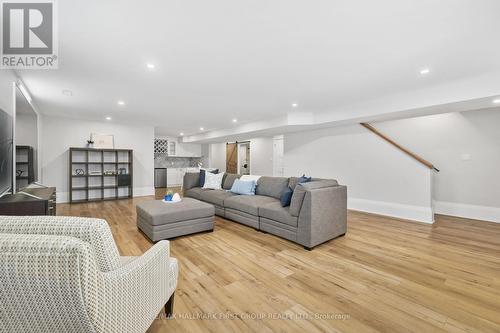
[493,99,500,104]
[146,63,155,69]
[117,100,125,106]
[179,132,184,136]
[105,116,112,121]
[232,118,238,123]
[62,89,73,96]
[199,127,204,131]
[291,103,298,108]
[420,68,430,75]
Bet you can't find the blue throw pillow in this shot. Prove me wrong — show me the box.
[199,169,219,187]
[297,174,312,184]
[280,186,293,207]
[230,179,256,195]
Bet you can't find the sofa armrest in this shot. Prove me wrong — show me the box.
[94,241,178,333]
[297,185,347,248]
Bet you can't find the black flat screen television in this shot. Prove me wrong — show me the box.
[0,107,13,197]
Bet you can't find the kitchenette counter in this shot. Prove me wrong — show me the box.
[155,167,199,188]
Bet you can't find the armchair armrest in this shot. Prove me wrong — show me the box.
[297,185,347,248]
[91,240,178,333]
[0,215,122,272]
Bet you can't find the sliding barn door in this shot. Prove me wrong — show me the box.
[226,143,238,174]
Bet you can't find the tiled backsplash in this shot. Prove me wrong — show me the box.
[154,154,207,168]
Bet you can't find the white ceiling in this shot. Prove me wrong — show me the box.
[17,0,500,138]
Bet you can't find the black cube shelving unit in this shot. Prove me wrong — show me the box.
[69,147,133,203]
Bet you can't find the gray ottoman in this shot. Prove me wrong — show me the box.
[136,198,215,241]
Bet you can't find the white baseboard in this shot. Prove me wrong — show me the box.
[434,201,500,223]
[56,186,155,204]
[348,198,434,223]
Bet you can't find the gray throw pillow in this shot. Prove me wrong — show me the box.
[184,172,200,190]
[289,185,307,216]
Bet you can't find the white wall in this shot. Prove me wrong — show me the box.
[249,137,273,176]
[41,115,155,202]
[375,109,500,222]
[284,125,434,223]
[208,137,274,176]
[208,142,227,172]
[0,70,16,116]
[15,113,38,147]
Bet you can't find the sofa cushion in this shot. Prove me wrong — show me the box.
[223,173,241,190]
[184,172,200,190]
[185,187,203,200]
[255,176,289,199]
[224,195,279,216]
[200,189,237,206]
[259,201,298,227]
[289,179,339,216]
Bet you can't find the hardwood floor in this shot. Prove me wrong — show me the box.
[57,195,500,333]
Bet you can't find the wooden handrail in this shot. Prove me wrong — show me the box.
[360,123,439,172]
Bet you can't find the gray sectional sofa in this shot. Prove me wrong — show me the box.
[183,173,347,249]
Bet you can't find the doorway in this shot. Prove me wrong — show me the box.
[238,142,250,175]
[226,141,251,175]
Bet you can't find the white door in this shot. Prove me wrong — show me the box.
[273,135,284,177]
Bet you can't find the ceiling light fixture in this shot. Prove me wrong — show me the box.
[105,116,112,121]
[146,63,155,69]
[117,100,125,106]
[232,118,238,123]
[199,127,204,131]
[179,132,184,136]
[291,103,298,108]
[420,68,430,75]
[493,99,500,104]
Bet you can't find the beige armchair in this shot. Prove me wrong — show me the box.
[0,216,178,333]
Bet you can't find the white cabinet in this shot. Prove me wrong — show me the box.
[166,167,200,187]
[166,168,200,186]
[178,143,202,157]
[166,168,181,186]
[156,136,201,157]
[168,141,176,156]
